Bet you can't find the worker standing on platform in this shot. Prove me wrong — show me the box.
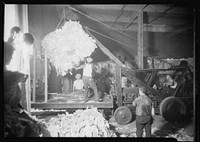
[4,41,51,137]
[6,26,23,72]
[74,57,100,103]
[73,74,84,92]
[132,87,155,137]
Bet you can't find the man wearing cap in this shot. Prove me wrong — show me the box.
[73,74,84,92]
[132,87,155,137]
[74,57,100,103]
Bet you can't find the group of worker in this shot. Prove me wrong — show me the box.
[72,57,103,103]
[4,27,51,137]
[5,27,182,138]
[4,26,34,109]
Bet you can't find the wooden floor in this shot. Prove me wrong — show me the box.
[31,91,113,109]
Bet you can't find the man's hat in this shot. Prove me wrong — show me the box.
[75,74,81,79]
[86,57,93,63]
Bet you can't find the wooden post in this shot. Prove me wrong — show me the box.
[44,49,48,103]
[26,54,31,112]
[137,10,144,69]
[116,65,122,107]
[32,45,36,102]
[23,4,31,113]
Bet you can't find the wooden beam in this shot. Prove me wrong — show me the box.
[44,49,48,103]
[81,5,127,10]
[143,24,178,32]
[137,9,144,69]
[112,5,127,27]
[122,5,148,32]
[116,65,122,107]
[148,5,174,24]
[122,12,138,32]
[31,102,113,109]
[165,24,193,38]
[105,22,180,32]
[85,28,124,67]
[32,45,36,102]
[81,4,182,13]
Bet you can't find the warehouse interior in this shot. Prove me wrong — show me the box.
[4,4,196,139]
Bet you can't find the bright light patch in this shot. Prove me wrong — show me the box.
[42,21,98,75]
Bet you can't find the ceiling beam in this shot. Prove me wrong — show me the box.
[80,4,191,13]
[104,22,182,32]
[143,24,178,32]
[122,4,148,32]
[83,10,193,24]
[148,5,174,24]
[112,5,127,27]
[164,24,193,37]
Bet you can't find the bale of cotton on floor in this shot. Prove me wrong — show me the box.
[45,107,116,137]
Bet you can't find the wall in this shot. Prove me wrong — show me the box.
[4,4,28,41]
[28,5,61,94]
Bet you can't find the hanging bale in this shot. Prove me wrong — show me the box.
[42,20,98,75]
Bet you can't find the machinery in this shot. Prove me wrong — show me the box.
[113,65,193,125]
[31,61,193,125]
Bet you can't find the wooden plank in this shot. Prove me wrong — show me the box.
[112,5,127,26]
[122,13,138,32]
[105,22,180,32]
[85,28,124,67]
[26,53,31,112]
[137,9,144,69]
[165,24,193,38]
[143,24,177,32]
[122,5,147,32]
[44,49,48,103]
[31,102,113,109]
[32,45,36,102]
[116,65,122,107]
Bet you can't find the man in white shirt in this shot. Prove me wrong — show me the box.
[6,26,23,72]
[74,57,100,103]
[73,74,84,92]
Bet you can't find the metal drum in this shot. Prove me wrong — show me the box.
[114,106,133,125]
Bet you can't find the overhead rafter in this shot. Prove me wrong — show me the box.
[122,4,148,33]
[111,5,127,27]
[148,5,174,24]
[165,23,193,38]
[143,24,179,32]
[104,22,180,32]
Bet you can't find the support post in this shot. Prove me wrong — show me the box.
[116,65,122,107]
[23,4,31,113]
[137,10,144,69]
[44,49,48,103]
[32,45,36,102]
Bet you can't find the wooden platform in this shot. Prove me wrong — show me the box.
[31,91,113,109]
